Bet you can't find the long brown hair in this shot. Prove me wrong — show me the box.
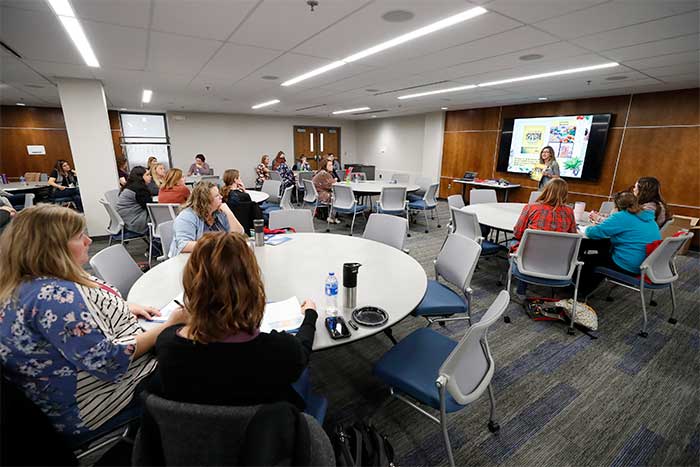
[539,146,556,165]
[615,191,642,214]
[182,232,266,343]
[636,177,667,218]
[220,169,240,200]
[272,151,286,170]
[163,168,184,190]
[536,178,568,208]
[0,205,94,302]
[183,181,217,220]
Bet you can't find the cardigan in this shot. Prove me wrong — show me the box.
[169,207,230,257]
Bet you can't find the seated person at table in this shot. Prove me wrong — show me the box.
[313,159,339,224]
[293,155,311,172]
[0,204,186,448]
[48,159,83,211]
[116,166,152,235]
[170,181,244,257]
[0,204,16,233]
[117,156,129,187]
[327,154,341,181]
[155,232,319,414]
[221,169,262,233]
[146,162,167,196]
[634,176,668,227]
[579,191,661,296]
[272,151,296,191]
[187,153,212,176]
[512,179,577,296]
[255,154,270,190]
[158,168,190,204]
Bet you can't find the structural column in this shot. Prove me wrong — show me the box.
[57,78,118,236]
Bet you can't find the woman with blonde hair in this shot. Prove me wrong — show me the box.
[169,181,244,257]
[0,205,186,447]
[158,168,190,204]
[155,232,320,413]
[146,162,167,196]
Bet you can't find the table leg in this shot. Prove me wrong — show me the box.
[462,183,467,204]
[504,189,509,202]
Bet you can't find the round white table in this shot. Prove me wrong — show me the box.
[0,181,50,192]
[335,181,420,194]
[128,233,427,350]
[246,190,269,203]
[461,202,591,235]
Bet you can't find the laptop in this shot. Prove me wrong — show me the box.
[462,172,477,181]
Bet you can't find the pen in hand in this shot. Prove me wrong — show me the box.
[174,299,184,308]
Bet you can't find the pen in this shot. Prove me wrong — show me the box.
[174,299,184,308]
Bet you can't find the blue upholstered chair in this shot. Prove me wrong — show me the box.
[328,183,367,235]
[373,290,510,467]
[412,233,481,326]
[408,183,441,233]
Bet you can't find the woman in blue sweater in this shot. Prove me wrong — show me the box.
[580,191,661,296]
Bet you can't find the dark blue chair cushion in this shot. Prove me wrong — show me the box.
[373,328,463,413]
[375,203,405,216]
[334,204,367,214]
[111,229,145,241]
[407,193,423,202]
[511,262,573,287]
[412,280,467,317]
[408,199,435,210]
[593,266,669,290]
[481,240,506,256]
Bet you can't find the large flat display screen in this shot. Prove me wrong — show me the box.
[496,114,612,181]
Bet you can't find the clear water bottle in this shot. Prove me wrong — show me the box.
[324,272,339,317]
[19,176,26,185]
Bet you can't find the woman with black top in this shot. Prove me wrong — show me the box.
[48,159,83,211]
[116,166,152,235]
[155,232,319,412]
[221,169,262,233]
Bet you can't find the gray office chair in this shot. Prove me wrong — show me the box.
[376,185,408,222]
[200,175,219,184]
[470,189,497,205]
[104,189,120,208]
[22,193,35,209]
[447,194,465,210]
[363,213,408,251]
[280,186,294,210]
[269,209,314,233]
[391,173,410,184]
[408,183,440,233]
[329,183,367,236]
[528,191,542,204]
[159,220,175,260]
[99,199,147,246]
[89,244,143,297]
[269,171,282,182]
[599,201,615,215]
[132,392,335,466]
[146,203,178,265]
[261,180,282,204]
[450,208,483,243]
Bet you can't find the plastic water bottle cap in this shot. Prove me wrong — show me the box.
[329,272,335,276]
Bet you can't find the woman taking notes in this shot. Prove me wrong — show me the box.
[170,181,244,257]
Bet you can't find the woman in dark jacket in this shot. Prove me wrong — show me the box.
[116,166,152,234]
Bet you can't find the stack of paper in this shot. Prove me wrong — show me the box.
[152,292,184,323]
[261,296,304,333]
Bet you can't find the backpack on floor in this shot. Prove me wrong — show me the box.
[331,420,395,467]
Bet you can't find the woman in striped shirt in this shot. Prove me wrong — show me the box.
[0,205,186,448]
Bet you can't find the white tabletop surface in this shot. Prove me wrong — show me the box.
[128,233,427,350]
[0,181,50,192]
[452,179,520,189]
[461,202,591,235]
[246,190,269,203]
[335,181,420,194]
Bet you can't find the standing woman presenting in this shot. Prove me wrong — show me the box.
[538,146,560,189]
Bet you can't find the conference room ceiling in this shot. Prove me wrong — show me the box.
[0,0,698,119]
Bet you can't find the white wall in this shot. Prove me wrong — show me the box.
[355,112,444,183]
[167,113,357,187]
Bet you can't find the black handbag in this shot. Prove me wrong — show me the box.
[331,420,395,467]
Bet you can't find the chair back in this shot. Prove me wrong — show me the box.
[269,209,314,233]
[450,208,482,243]
[0,196,10,208]
[439,290,510,405]
[436,234,481,293]
[641,233,694,284]
[351,172,367,182]
[470,189,497,205]
[89,244,143,297]
[391,173,410,184]
[599,201,615,215]
[24,172,40,182]
[146,203,178,237]
[23,193,35,209]
[422,183,439,208]
[302,179,318,204]
[269,171,282,181]
[447,194,465,210]
[516,230,582,280]
[528,191,542,204]
[261,180,282,203]
[378,185,407,212]
[415,176,432,192]
[159,221,175,259]
[99,199,125,235]
[280,186,294,210]
[104,189,120,208]
[299,171,315,183]
[39,173,49,182]
[200,175,219,183]
[332,184,355,210]
[133,392,334,467]
[363,213,407,251]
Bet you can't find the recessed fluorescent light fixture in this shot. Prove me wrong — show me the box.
[332,107,370,115]
[251,99,281,109]
[281,6,487,87]
[16,102,26,106]
[48,0,100,68]
[538,97,548,101]
[398,84,477,100]
[441,107,448,110]
[142,89,152,103]
[478,62,619,87]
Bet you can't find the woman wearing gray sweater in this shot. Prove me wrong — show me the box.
[116,166,152,235]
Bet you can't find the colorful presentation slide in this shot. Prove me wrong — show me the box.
[507,115,594,178]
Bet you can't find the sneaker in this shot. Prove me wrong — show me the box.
[333,218,341,224]
[327,217,335,223]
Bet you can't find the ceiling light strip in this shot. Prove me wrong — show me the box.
[48,0,100,68]
[332,107,370,115]
[251,99,281,109]
[398,85,477,100]
[281,7,487,87]
[142,89,152,103]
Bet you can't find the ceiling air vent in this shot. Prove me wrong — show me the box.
[295,104,327,111]
[373,80,450,95]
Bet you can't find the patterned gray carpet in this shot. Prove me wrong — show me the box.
[93,201,700,466]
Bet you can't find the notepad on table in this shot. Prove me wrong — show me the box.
[261,296,304,333]
[264,235,292,246]
[151,292,184,323]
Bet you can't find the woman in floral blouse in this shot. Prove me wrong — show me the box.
[255,154,270,190]
[272,151,296,192]
[0,205,186,447]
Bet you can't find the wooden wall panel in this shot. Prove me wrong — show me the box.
[501,95,631,128]
[444,107,500,131]
[1,106,67,129]
[627,88,700,126]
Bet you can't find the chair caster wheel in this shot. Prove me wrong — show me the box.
[326,228,330,233]
[639,331,648,338]
[605,297,614,302]
[503,316,511,324]
[407,233,411,237]
[668,318,677,324]
[488,421,500,433]
[496,281,503,286]
[437,224,442,228]
[424,230,429,234]
[567,329,575,336]
[649,300,657,307]
[439,321,446,327]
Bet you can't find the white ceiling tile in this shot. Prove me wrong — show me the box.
[536,2,697,39]
[602,34,700,61]
[486,0,608,24]
[642,62,700,78]
[0,53,52,84]
[624,50,700,70]
[82,21,148,70]
[152,0,258,41]
[199,43,282,81]
[72,0,151,28]
[241,52,333,86]
[0,0,49,12]
[147,32,222,73]
[576,11,700,50]
[24,60,96,80]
